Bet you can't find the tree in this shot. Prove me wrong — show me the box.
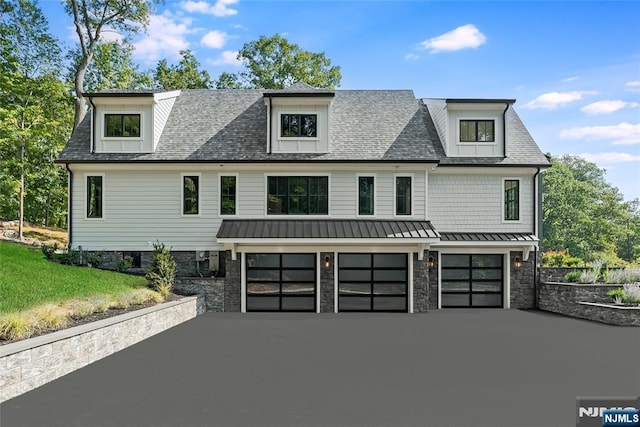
[0,0,72,237]
[67,41,152,92]
[216,34,341,89]
[153,50,212,89]
[65,0,155,129]
[543,155,631,262]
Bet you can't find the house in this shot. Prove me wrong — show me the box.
[57,83,550,313]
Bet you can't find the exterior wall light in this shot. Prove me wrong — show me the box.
[514,256,522,269]
[428,256,436,270]
[324,255,331,269]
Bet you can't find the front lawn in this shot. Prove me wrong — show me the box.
[0,241,147,314]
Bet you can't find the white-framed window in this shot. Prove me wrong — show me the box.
[265,173,330,216]
[394,174,413,217]
[181,173,201,216]
[502,177,521,222]
[85,173,105,220]
[279,113,318,139]
[103,113,142,139]
[356,174,376,217]
[219,173,238,216]
[459,119,495,142]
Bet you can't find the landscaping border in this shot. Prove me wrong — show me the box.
[538,282,639,326]
[0,295,204,403]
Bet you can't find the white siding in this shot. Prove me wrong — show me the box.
[153,97,177,149]
[70,166,428,251]
[446,109,504,157]
[428,173,533,232]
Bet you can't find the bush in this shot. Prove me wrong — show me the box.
[145,241,176,299]
[542,250,585,267]
[607,288,625,304]
[563,271,582,283]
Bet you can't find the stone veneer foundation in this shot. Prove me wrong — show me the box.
[0,296,203,403]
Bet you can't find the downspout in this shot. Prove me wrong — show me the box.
[65,163,73,250]
[89,96,96,153]
[533,167,542,308]
[502,102,510,157]
[267,95,273,154]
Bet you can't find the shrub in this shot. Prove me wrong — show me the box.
[607,288,625,304]
[623,283,640,304]
[41,243,58,260]
[542,250,585,267]
[145,241,176,299]
[0,314,35,341]
[563,271,581,283]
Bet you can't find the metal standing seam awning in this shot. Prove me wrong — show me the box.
[216,219,441,260]
[435,232,539,261]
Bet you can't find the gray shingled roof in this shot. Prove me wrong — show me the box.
[439,232,538,242]
[423,99,550,166]
[58,89,444,163]
[217,219,440,240]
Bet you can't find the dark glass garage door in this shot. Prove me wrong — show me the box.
[338,253,408,312]
[441,254,503,308]
[246,253,316,312]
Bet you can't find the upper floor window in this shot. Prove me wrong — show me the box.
[86,175,103,219]
[267,176,328,215]
[358,176,375,216]
[281,114,317,137]
[220,175,237,216]
[183,175,199,215]
[504,179,520,221]
[395,176,412,216]
[460,120,494,142]
[105,114,141,138]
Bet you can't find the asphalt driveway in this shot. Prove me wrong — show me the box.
[1,309,639,426]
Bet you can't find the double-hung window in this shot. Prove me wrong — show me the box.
[182,175,200,215]
[267,176,328,215]
[105,114,141,137]
[86,174,103,219]
[220,175,237,216]
[460,120,494,142]
[395,175,412,216]
[358,175,375,216]
[504,179,520,221]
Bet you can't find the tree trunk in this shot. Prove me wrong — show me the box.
[19,140,25,241]
[73,53,91,130]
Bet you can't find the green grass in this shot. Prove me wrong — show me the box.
[0,241,147,315]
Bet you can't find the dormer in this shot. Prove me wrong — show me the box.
[86,90,181,153]
[427,98,515,157]
[263,83,335,154]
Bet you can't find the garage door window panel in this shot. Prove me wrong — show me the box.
[441,254,504,308]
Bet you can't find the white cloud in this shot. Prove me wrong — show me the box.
[181,0,238,17]
[211,50,242,66]
[560,122,640,145]
[132,14,192,64]
[201,30,227,48]
[404,53,419,61]
[523,91,597,110]
[419,24,486,53]
[562,76,579,82]
[581,100,640,115]
[626,81,640,88]
[577,152,640,163]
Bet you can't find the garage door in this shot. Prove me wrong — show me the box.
[246,253,316,312]
[338,253,408,312]
[441,254,503,308]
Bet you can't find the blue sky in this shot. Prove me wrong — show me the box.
[41,0,640,201]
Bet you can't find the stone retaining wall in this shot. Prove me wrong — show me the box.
[174,277,224,312]
[538,282,638,326]
[0,296,202,403]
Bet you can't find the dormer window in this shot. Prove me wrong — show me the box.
[281,114,317,137]
[105,114,141,138]
[460,120,494,142]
